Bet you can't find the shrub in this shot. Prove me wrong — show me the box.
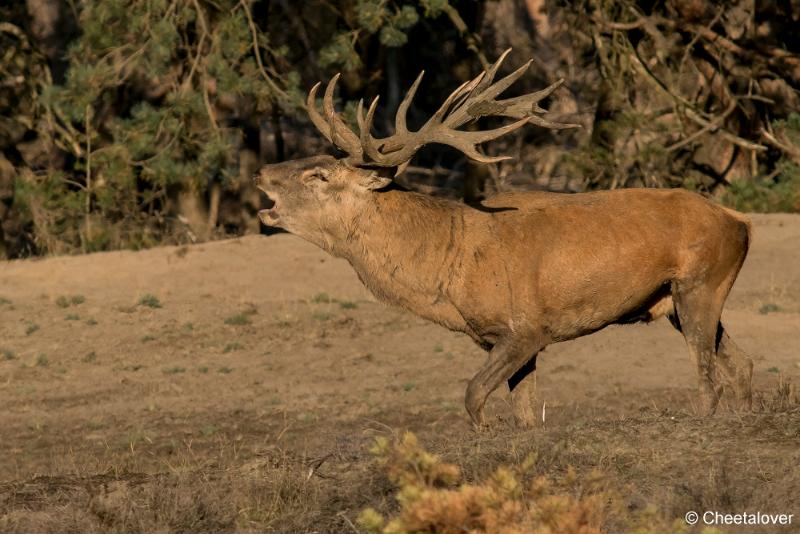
[358,432,607,534]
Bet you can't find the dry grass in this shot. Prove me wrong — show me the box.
[1,397,798,533]
[1,227,799,533]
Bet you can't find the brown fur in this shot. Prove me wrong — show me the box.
[254,157,754,427]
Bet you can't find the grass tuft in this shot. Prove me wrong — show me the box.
[56,295,85,308]
[138,294,162,309]
[223,342,243,353]
[224,313,251,326]
[312,292,332,303]
[312,311,331,321]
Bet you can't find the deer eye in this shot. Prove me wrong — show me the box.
[303,168,329,183]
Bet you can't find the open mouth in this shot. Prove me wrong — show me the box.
[258,196,279,224]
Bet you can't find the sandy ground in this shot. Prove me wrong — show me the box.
[0,213,798,532]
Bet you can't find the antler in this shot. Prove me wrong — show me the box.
[306,49,578,172]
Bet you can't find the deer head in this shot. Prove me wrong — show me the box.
[253,49,576,244]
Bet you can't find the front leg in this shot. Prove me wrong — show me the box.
[508,355,538,428]
[465,333,546,427]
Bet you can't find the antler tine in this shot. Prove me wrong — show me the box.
[448,71,487,119]
[493,79,568,118]
[360,96,386,162]
[355,98,365,131]
[424,78,475,128]
[472,48,512,94]
[307,82,333,144]
[395,71,425,135]
[320,74,363,159]
[436,116,531,164]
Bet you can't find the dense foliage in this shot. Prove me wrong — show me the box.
[1,0,798,258]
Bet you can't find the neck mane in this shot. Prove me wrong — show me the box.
[334,189,468,328]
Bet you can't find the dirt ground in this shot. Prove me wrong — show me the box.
[1,213,799,533]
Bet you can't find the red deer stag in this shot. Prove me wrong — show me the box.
[253,50,753,427]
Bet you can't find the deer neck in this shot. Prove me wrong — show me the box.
[332,189,466,318]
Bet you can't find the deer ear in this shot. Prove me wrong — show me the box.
[358,167,394,191]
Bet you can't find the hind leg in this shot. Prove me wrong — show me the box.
[670,287,725,415]
[669,313,754,412]
[716,325,753,410]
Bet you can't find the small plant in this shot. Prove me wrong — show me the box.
[767,366,780,373]
[86,318,98,326]
[312,311,331,321]
[0,296,12,305]
[65,313,80,321]
[25,323,40,336]
[164,366,186,374]
[36,354,49,367]
[2,349,16,361]
[200,424,218,436]
[312,292,332,303]
[141,335,156,342]
[223,342,243,353]
[402,382,416,392]
[297,412,317,423]
[339,300,358,309]
[224,313,251,326]
[198,366,209,373]
[54,295,86,309]
[218,366,233,374]
[433,343,444,353]
[759,303,781,314]
[138,294,162,309]
[183,322,194,331]
[83,351,97,363]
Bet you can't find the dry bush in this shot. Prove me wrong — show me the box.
[356,432,684,534]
